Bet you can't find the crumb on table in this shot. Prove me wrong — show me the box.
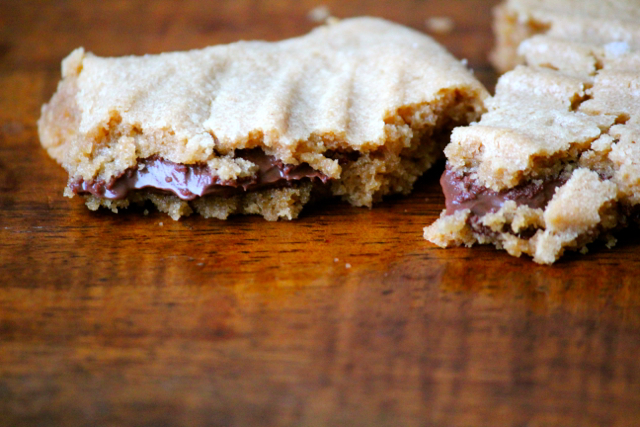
[308,5,331,23]
[425,16,455,34]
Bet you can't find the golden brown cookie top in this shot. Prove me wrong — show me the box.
[57,17,486,163]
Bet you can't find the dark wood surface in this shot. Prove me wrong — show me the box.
[2,1,640,426]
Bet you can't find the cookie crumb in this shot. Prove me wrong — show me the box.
[425,17,454,34]
[308,5,331,23]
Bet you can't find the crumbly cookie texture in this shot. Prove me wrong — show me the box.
[490,0,640,73]
[39,17,488,221]
[425,1,640,264]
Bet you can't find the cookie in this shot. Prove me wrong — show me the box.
[425,1,640,264]
[38,17,488,220]
[490,0,640,73]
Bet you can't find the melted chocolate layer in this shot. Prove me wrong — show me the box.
[71,149,330,201]
[441,167,566,216]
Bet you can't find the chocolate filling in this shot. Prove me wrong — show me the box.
[441,166,567,216]
[71,149,332,201]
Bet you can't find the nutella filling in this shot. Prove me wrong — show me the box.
[441,167,566,216]
[71,149,332,200]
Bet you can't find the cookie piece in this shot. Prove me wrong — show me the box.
[38,17,488,221]
[425,1,640,263]
[490,0,640,73]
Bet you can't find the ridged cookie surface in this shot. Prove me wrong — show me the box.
[426,0,640,263]
[39,17,487,220]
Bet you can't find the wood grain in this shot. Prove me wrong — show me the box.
[1,1,640,426]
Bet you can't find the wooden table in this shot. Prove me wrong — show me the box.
[2,1,639,426]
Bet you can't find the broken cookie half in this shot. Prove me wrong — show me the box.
[39,17,487,221]
[425,0,640,264]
